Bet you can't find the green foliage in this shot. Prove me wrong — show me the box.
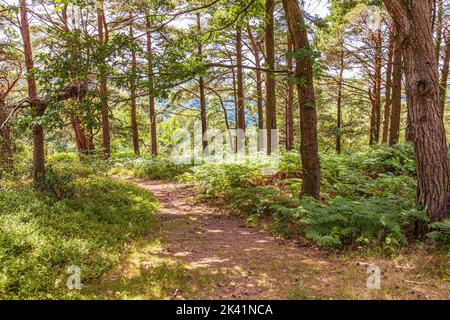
[0,177,158,299]
[45,165,75,201]
[180,163,263,196]
[111,157,190,180]
[184,147,426,249]
[427,219,450,249]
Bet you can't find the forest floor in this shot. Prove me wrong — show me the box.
[86,178,450,300]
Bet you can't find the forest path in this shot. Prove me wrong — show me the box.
[88,178,450,300]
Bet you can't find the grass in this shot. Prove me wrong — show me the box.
[0,176,159,299]
[83,238,227,300]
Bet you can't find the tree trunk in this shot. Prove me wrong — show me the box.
[286,36,294,151]
[0,98,13,174]
[370,26,382,145]
[434,0,443,65]
[439,34,449,114]
[71,114,88,155]
[384,0,450,222]
[236,26,245,151]
[389,29,403,146]
[97,0,110,159]
[19,0,45,190]
[247,26,264,150]
[282,0,321,199]
[336,51,344,154]
[196,13,207,152]
[130,17,140,157]
[146,14,158,156]
[265,0,277,155]
[382,32,394,144]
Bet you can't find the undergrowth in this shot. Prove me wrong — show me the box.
[180,145,446,251]
[0,175,158,299]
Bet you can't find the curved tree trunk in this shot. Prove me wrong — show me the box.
[282,0,321,199]
[384,0,450,222]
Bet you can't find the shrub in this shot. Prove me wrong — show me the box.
[45,165,75,200]
[112,157,190,180]
[427,219,450,249]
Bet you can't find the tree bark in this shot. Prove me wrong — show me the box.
[282,0,321,199]
[247,25,264,150]
[434,0,443,65]
[369,26,382,145]
[286,36,294,151]
[196,13,207,152]
[389,28,403,146]
[265,0,277,155]
[236,26,245,151]
[0,98,12,175]
[382,32,394,144]
[71,114,88,155]
[97,0,110,159]
[19,0,45,189]
[439,33,449,114]
[146,14,157,156]
[336,51,344,154]
[384,0,450,222]
[129,17,140,157]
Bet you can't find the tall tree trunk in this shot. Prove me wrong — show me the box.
[384,0,450,223]
[439,34,449,114]
[382,32,394,144]
[285,36,294,151]
[129,17,140,157]
[336,51,344,154]
[146,13,157,156]
[389,29,403,146]
[282,0,321,199]
[236,26,245,151]
[265,0,277,154]
[196,13,207,152]
[19,0,45,189]
[434,0,443,65]
[247,26,264,150]
[97,0,110,159]
[370,26,382,145]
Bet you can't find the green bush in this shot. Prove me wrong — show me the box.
[0,177,158,299]
[112,157,190,180]
[180,162,263,196]
[427,219,450,249]
[45,165,75,200]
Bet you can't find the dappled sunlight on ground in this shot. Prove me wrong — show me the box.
[85,178,450,300]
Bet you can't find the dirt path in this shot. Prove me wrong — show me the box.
[89,179,449,300]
